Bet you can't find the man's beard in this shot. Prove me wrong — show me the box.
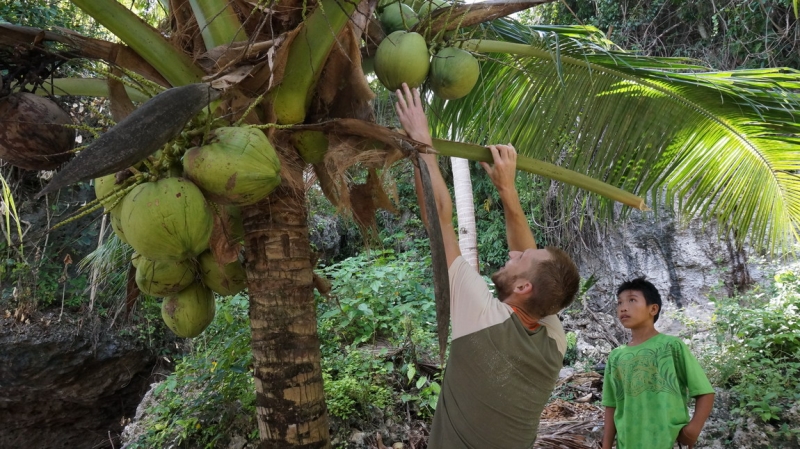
[491,267,515,301]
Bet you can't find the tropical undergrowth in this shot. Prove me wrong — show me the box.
[701,266,800,442]
[529,0,800,70]
[317,248,443,443]
[124,293,257,449]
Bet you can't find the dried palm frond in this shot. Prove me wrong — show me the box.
[534,419,603,449]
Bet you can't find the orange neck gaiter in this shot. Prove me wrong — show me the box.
[510,306,541,331]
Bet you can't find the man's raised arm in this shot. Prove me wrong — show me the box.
[480,145,537,251]
[395,84,461,267]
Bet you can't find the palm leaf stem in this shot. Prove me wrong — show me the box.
[69,0,204,86]
[188,0,248,50]
[431,138,647,210]
[272,0,358,124]
[28,78,150,102]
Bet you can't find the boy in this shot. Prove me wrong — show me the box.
[602,278,715,449]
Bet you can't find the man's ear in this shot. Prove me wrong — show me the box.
[649,303,660,317]
[514,279,533,296]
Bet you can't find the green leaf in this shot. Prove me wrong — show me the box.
[430,20,800,252]
[357,303,374,316]
[416,375,428,389]
[407,365,416,384]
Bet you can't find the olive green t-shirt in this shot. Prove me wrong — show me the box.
[601,333,714,449]
[427,256,566,449]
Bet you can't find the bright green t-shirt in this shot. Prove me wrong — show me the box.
[601,333,714,449]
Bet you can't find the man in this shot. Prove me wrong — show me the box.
[395,83,580,448]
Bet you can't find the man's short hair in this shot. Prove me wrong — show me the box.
[523,247,579,317]
[616,277,662,323]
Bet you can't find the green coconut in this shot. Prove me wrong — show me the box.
[374,31,430,91]
[161,282,216,338]
[430,47,480,100]
[120,177,213,261]
[135,255,196,296]
[198,251,247,296]
[290,130,329,164]
[183,127,281,206]
[379,2,419,34]
[417,0,449,18]
[94,174,129,244]
[94,174,127,242]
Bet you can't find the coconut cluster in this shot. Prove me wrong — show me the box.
[373,0,480,100]
[95,126,278,338]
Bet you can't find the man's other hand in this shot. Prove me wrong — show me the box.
[395,83,432,145]
[480,144,518,194]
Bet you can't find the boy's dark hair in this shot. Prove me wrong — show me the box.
[616,277,662,323]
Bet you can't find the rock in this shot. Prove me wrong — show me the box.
[558,367,575,379]
[0,312,158,449]
[226,434,248,449]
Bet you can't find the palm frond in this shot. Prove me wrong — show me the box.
[429,20,800,251]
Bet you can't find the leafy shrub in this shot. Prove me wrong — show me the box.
[126,294,256,449]
[704,269,800,438]
[317,249,443,434]
[317,249,437,347]
[564,331,578,366]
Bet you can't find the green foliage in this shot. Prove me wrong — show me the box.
[532,0,800,70]
[126,294,257,449]
[317,249,442,435]
[318,249,437,346]
[704,269,800,436]
[0,0,165,34]
[564,331,578,366]
[0,0,102,35]
[322,349,394,421]
[0,241,94,310]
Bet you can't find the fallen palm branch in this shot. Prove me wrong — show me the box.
[534,419,604,449]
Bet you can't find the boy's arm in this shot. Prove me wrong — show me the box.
[395,84,461,267]
[480,145,536,251]
[677,393,715,448]
[602,407,616,449]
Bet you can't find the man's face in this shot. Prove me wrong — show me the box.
[616,289,657,329]
[491,249,550,301]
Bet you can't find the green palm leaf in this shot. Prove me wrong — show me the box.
[429,19,800,251]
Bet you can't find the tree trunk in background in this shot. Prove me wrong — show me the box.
[242,152,330,449]
[451,157,478,269]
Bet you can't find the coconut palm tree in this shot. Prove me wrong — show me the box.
[2,0,800,447]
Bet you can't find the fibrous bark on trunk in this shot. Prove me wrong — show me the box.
[242,147,330,449]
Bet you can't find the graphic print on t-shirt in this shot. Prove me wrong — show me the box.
[610,344,683,400]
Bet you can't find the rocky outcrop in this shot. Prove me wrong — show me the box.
[565,207,769,362]
[0,311,158,449]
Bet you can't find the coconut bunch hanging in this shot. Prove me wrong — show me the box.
[46,85,284,339]
[372,32,479,100]
[88,123,281,338]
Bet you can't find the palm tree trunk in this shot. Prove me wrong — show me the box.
[242,152,330,449]
[451,157,479,269]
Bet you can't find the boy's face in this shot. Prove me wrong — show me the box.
[616,289,658,329]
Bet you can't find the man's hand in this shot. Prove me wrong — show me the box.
[677,422,701,448]
[394,83,433,146]
[480,144,518,195]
